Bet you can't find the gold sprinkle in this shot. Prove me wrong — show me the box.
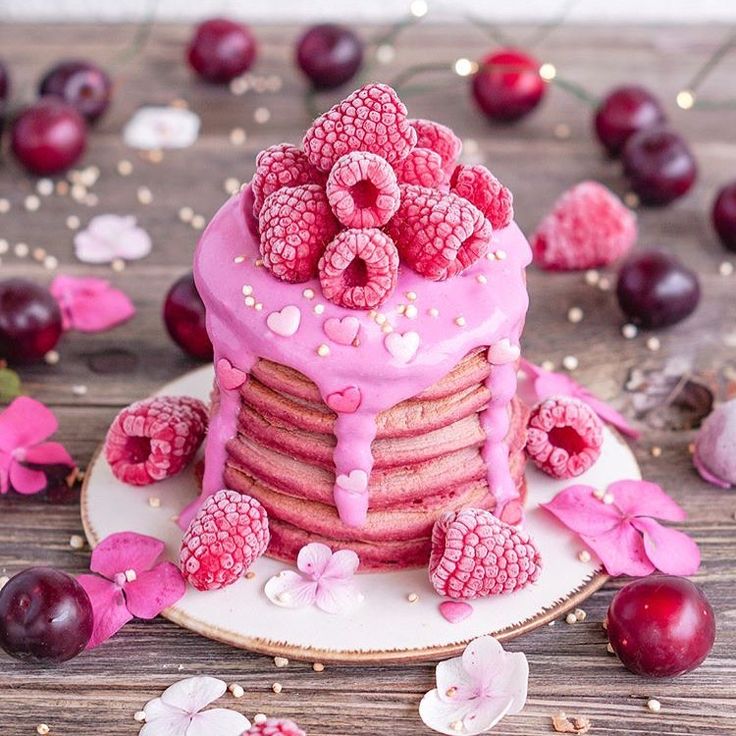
[69,534,85,550]
[37,179,54,197]
[254,714,268,725]
[274,656,289,668]
[445,686,458,698]
[317,344,330,357]
[44,255,59,271]
[606,642,615,654]
[405,304,418,319]
[224,177,241,195]
[719,261,734,277]
[228,683,245,698]
[179,206,194,223]
[137,187,153,205]
[598,276,611,291]
[33,247,47,262]
[577,550,591,563]
[396,304,406,315]
[407,593,419,603]
[313,304,325,315]
[449,720,463,733]
[405,291,417,301]
[56,180,70,195]
[646,336,661,351]
[71,183,87,201]
[381,323,393,334]
[255,303,263,311]
[476,274,488,284]
[541,360,555,371]
[242,284,253,296]
[147,149,164,164]
[133,711,146,723]
[647,698,661,713]
[574,608,587,622]
[312,662,325,672]
[24,194,41,211]
[602,493,615,505]
[562,355,579,371]
[112,258,126,272]
[592,487,606,500]
[495,249,507,260]
[246,571,256,579]
[0,198,10,213]
[271,682,283,694]
[230,128,247,146]
[302,288,315,300]
[622,323,638,339]
[191,215,206,230]
[455,316,466,327]
[245,296,256,307]
[254,107,271,124]
[37,725,50,735]
[44,350,60,365]
[124,568,137,583]
[565,612,577,624]
[14,242,29,258]
[234,255,246,264]
[651,446,662,458]
[624,192,640,208]
[375,313,387,325]
[584,269,600,285]
[148,496,161,508]
[428,307,439,318]
[66,215,81,230]
[554,122,572,140]
[567,306,584,323]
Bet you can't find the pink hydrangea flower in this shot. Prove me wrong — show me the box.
[140,676,250,736]
[0,397,74,495]
[78,532,186,648]
[542,480,700,577]
[419,636,528,736]
[519,358,640,439]
[50,275,135,333]
[264,542,363,615]
[74,214,152,264]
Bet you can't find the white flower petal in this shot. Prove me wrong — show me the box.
[461,636,505,687]
[186,708,250,736]
[264,570,318,609]
[116,226,152,260]
[74,231,117,264]
[140,706,191,736]
[123,107,200,150]
[322,548,360,580]
[296,542,334,578]
[494,651,529,715]
[420,689,515,736]
[463,696,515,734]
[160,676,227,714]
[314,578,363,615]
[434,656,473,703]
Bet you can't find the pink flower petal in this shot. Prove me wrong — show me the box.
[9,461,48,495]
[296,542,334,579]
[0,457,9,494]
[314,578,363,615]
[22,441,75,468]
[264,570,318,609]
[0,397,57,451]
[124,563,186,619]
[187,709,250,736]
[90,532,166,580]
[607,479,686,522]
[542,485,624,537]
[582,394,641,439]
[535,372,578,399]
[77,574,133,648]
[461,635,505,686]
[580,522,656,577]
[631,517,701,575]
[160,675,227,713]
[51,275,135,333]
[321,548,360,580]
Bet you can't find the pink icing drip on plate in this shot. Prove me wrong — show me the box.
[191,189,531,528]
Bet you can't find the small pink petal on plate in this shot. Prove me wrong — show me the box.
[631,517,701,576]
[124,563,186,619]
[439,601,473,624]
[76,574,134,649]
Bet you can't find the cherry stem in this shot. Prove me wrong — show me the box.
[685,28,736,94]
[109,0,158,71]
[551,75,599,107]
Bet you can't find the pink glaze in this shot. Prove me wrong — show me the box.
[189,188,531,529]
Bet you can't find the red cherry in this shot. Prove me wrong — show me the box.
[471,48,545,123]
[187,18,257,83]
[0,567,93,664]
[0,279,63,364]
[10,98,87,175]
[163,273,213,360]
[712,181,736,253]
[0,60,9,141]
[622,127,697,206]
[607,576,715,678]
[616,251,700,329]
[296,24,363,89]
[594,86,666,157]
[39,59,112,123]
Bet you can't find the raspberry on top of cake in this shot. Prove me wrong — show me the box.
[188,84,532,567]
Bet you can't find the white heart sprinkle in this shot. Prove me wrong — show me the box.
[336,469,368,494]
[488,338,520,365]
[384,331,420,363]
[266,305,301,337]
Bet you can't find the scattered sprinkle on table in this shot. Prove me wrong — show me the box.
[148,496,161,508]
[577,550,591,563]
[622,323,638,339]
[44,350,60,365]
[254,713,267,725]
[567,306,584,323]
[566,612,577,624]
[133,711,146,723]
[646,336,661,351]
[274,656,289,668]
[407,592,419,603]
[228,683,245,698]
[312,662,325,672]
[562,355,578,371]
[37,725,50,735]
[69,534,85,550]
[137,187,153,205]
[647,698,661,713]
[272,682,283,694]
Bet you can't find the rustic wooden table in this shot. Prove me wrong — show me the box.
[1,21,735,736]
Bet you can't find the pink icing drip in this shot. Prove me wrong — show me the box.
[191,189,531,528]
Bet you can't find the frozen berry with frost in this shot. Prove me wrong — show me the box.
[387,185,492,280]
[326,151,400,228]
[526,396,603,479]
[187,18,257,83]
[394,147,445,188]
[163,272,213,361]
[451,164,514,229]
[104,396,208,486]
[296,24,363,90]
[429,507,542,599]
[319,228,399,309]
[410,118,462,177]
[594,85,666,157]
[607,576,715,678]
[180,489,270,591]
[712,181,736,253]
[622,127,697,206]
[38,60,112,123]
[471,48,545,123]
[242,185,260,238]
[251,143,325,217]
[303,83,416,172]
[247,718,306,736]
[531,181,637,271]
[259,184,339,283]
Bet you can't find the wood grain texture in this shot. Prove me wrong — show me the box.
[1,21,735,736]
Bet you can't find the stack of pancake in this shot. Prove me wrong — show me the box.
[222,348,528,571]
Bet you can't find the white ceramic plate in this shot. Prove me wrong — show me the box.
[81,366,640,663]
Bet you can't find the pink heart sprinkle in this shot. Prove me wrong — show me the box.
[439,601,473,624]
[266,305,301,337]
[326,386,362,413]
[323,316,360,346]
[384,331,420,363]
[336,469,368,494]
[216,358,247,390]
[488,338,521,365]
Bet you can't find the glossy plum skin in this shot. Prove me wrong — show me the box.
[0,279,63,364]
[187,18,257,83]
[712,181,736,252]
[622,127,697,206]
[607,576,716,678]
[594,86,666,156]
[39,59,113,123]
[0,568,93,664]
[296,24,363,89]
[616,251,700,329]
[163,272,213,360]
[471,48,545,123]
[10,98,87,175]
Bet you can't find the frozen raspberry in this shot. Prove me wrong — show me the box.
[386,185,492,280]
[246,718,306,736]
[429,508,542,600]
[319,228,399,309]
[251,143,325,216]
[326,151,400,228]
[451,164,514,229]
[303,83,417,172]
[180,489,270,591]
[526,396,604,479]
[410,118,462,177]
[532,181,637,271]
[259,184,339,283]
[104,396,208,486]
[394,147,445,188]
